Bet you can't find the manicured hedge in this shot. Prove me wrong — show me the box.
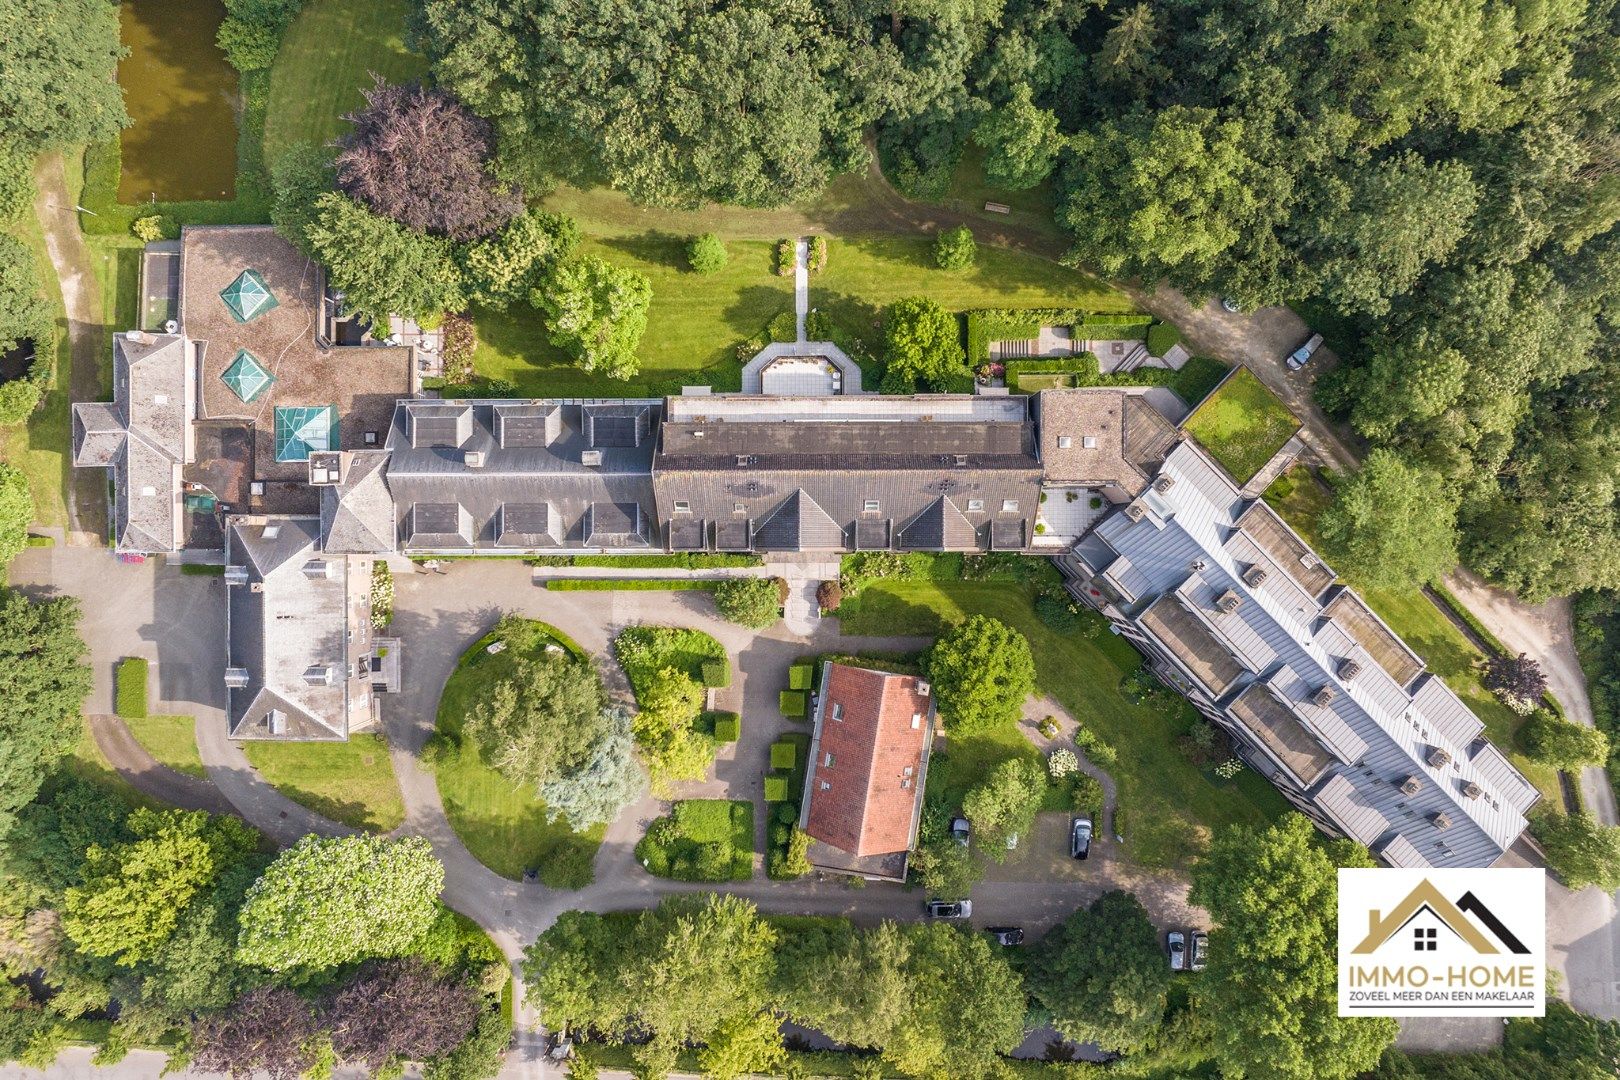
[1147,320,1183,357]
[544,579,719,592]
[771,740,797,770]
[701,659,731,688]
[1006,354,1230,407]
[963,307,1153,364]
[530,553,763,569]
[710,712,741,742]
[763,774,789,802]
[780,690,807,717]
[788,662,814,690]
[116,657,149,720]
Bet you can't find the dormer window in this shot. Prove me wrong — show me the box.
[864,499,880,512]
[831,702,844,721]
[1057,436,1072,449]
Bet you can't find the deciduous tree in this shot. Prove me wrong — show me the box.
[926,615,1035,735]
[1523,712,1609,770]
[630,668,711,788]
[1029,891,1169,1053]
[537,705,646,830]
[882,296,967,392]
[463,652,606,793]
[306,193,467,322]
[1532,811,1620,892]
[712,577,781,629]
[532,256,651,381]
[0,590,92,838]
[325,959,481,1067]
[962,758,1045,858]
[461,210,578,310]
[1484,654,1549,712]
[1318,450,1460,590]
[0,466,34,567]
[191,986,318,1080]
[971,84,1064,189]
[0,0,127,153]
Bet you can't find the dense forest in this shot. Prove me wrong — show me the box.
[414,0,1620,603]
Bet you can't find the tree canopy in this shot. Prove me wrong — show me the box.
[1318,450,1460,590]
[532,255,652,382]
[925,615,1036,735]
[0,590,92,838]
[1523,712,1609,771]
[0,0,127,154]
[305,192,467,322]
[882,297,967,393]
[712,577,781,629]
[536,705,646,831]
[1532,810,1620,893]
[1030,890,1170,1053]
[961,757,1045,858]
[462,651,606,794]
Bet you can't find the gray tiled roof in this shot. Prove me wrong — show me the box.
[1087,440,1535,867]
[320,451,395,554]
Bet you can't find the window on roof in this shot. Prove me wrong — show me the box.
[967,499,983,511]
[824,752,835,767]
[863,498,880,512]
[1057,436,1072,449]
[911,712,922,728]
[1001,500,1019,512]
[831,702,844,721]
[1082,436,1098,449]
[733,502,745,513]
[674,501,690,513]
[819,780,831,791]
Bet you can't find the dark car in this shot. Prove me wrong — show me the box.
[949,817,970,846]
[987,927,1025,947]
[1070,817,1093,860]
[926,899,972,919]
[1190,930,1208,971]
[1168,931,1187,972]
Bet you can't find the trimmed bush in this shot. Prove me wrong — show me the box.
[780,690,807,717]
[714,576,783,628]
[764,774,788,802]
[788,663,814,690]
[116,657,149,720]
[711,712,740,742]
[1146,320,1183,357]
[767,309,798,343]
[774,800,798,825]
[686,232,727,274]
[770,740,797,770]
[700,659,731,689]
[933,225,976,270]
[816,579,842,612]
[807,235,827,273]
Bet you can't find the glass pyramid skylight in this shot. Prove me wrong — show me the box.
[274,406,338,462]
[221,349,275,403]
[219,268,279,323]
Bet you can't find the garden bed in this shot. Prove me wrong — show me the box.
[634,799,753,881]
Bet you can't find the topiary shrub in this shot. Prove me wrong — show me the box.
[807,235,828,273]
[779,690,807,717]
[687,232,727,274]
[816,579,843,612]
[131,215,167,242]
[701,659,731,688]
[775,801,798,825]
[770,740,796,770]
[788,663,814,690]
[115,657,149,719]
[711,712,740,742]
[933,225,976,270]
[763,774,788,802]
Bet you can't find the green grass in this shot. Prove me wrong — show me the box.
[242,733,405,832]
[263,0,428,163]
[1181,366,1301,484]
[115,657,149,719]
[64,720,164,811]
[834,582,1289,868]
[434,620,604,881]
[613,625,728,697]
[124,714,205,779]
[635,799,754,881]
[1265,467,1562,807]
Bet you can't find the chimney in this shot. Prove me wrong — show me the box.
[581,449,603,467]
[1426,746,1452,769]
[465,450,486,468]
[1462,781,1483,800]
[1399,775,1422,796]
[224,667,249,688]
[1154,474,1176,494]
[1310,685,1337,707]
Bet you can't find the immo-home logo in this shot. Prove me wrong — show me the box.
[1337,868,1544,1017]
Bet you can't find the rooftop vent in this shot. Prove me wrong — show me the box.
[262,524,280,539]
[1214,589,1243,614]
[1243,565,1269,588]
[1462,781,1483,800]
[954,454,968,466]
[224,667,249,688]
[1432,811,1452,831]
[916,680,931,697]
[1310,685,1337,707]
[268,709,286,736]
[734,454,751,467]
[581,450,603,467]
[1426,746,1452,769]
[465,450,486,468]
[1399,774,1422,796]
[302,560,335,579]
[1154,474,1176,493]
[127,330,147,345]
[1191,558,1208,573]
[1339,658,1362,682]
[1124,503,1146,522]
[303,665,336,686]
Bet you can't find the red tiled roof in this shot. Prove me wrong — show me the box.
[804,663,934,857]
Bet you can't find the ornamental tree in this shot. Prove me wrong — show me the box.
[324,959,482,1067]
[532,255,652,381]
[0,590,93,838]
[1484,653,1549,712]
[687,233,728,274]
[460,209,579,310]
[1029,891,1169,1053]
[882,297,966,392]
[1523,711,1609,770]
[933,225,976,271]
[537,705,647,830]
[463,651,607,793]
[925,615,1036,735]
[190,985,319,1080]
[962,757,1046,858]
[236,835,443,971]
[712,577,781,629]
[336,77,520,241]
[306,193,467,322]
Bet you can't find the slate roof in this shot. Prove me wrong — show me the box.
[383,399,660,552]
[1081,440,1536,867]
[70,332,193,553]
[801,662,935,876]
[319,451,395,554]
[225,516,371,740]
[653,395,1041,553]
[1036,388,1179,496]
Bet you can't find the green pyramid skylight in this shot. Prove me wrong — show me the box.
[219,268,278,323]
[221,349,275,403]
[274,406,338,463]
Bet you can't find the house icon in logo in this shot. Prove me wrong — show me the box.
[1351,878,1530,956]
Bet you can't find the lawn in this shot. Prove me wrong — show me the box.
[834,582,1289,868]
[1181,366,1301,485]
[434,619,605,882]
[263,0,428,163]
[634,799,754,881]
[124,715,205,779]
[1265,467,1563,806]
[613,625,729,699]
[242,733,405,832]
[473,232,1130,399]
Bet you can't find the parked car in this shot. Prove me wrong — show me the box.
[1070,817,1093,860]
[1219,297,1242,314]
[949,817,970,846]
[1005,831,1019,851]
[1286,332,1324,370]
[1190,930,1208,971]
[987,927,1025,947]
[1168,931,1187,971]
[926,899,972,919]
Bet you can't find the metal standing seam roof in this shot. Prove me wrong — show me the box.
[218,268,279,323]
[221,348,275,403]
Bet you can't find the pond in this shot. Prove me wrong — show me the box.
[117,0,239,203]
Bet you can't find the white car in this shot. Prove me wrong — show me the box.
[1286,333,1324,370]
[1168,930,1187,971]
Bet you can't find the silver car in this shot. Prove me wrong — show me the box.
[1168,930,1186,971]
[1286,333,1324,370]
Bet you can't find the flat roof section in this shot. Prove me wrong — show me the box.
[1228,683,1332,785]
[1139,593,1246,696]
[1323,589,1425,688]
[1236,500,1337,598]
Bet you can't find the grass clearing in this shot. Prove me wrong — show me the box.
[263,0,428,162]
[115,657,149,719]
[124,714,205,778]
[1182,366,1300,484]
[242,733,405,832]
[434,619,604,882]
[635,798,754,881]
[1265,467,1562,807]
[834,582,1288,868]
